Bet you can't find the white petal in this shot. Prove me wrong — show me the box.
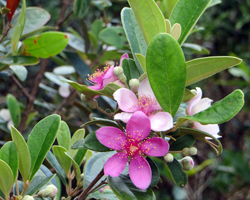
[148,112,173,131]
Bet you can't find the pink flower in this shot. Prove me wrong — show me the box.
[87,53,129,90]
[96,111,169,190]
[113,78,173,132]
[187,87,221,138]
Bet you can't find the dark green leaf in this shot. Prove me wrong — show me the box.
[71,139,84,149]
[147,157,160,187]
[82,117,120,129]
[84,131,111,152]
[146,33,186,117]
[166,159,187,186]
[74,148,88,166]
[0,55,40,66]
[169,135,195,151]
[7,94,21,127]
[74,0,91,18]
[122,58,141,86]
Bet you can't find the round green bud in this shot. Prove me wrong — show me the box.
[22,195,35,200]
[178,156,194,171]
[182,164,194,171]
[117,74,127,84]
[164,153,174,163]
[37,184,58,198]
[129,79,140,93]
[182,147,189,156]
[113,67,124,76]
[189,147,197,155]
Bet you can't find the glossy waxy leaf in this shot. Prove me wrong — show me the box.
[169,0,211,45]
[53,146,72,175]
[122,58,141,86]
[57,121,71,151]
[169,135,195,151]
[0,141,18,182]
[177,89,244,126]
[7,94,21,127]
[99,27,128,49]
[65,79,122,99]
[0,159,13,198]
[69,128,85,157]
[27,114,61,181]
[74,0,91,18]
[108,174,156,200]
[9,7,50,37]
[11,126,31,182]
[186,56,242,86]
[84,131,111,152]
[0,55,40,66]
[121,8,147,73]
[10,65,27,81]
[166,159,187,186]
[127,0,166,45]
[22,32,69,58]
[146,33,186,117]
[11,0,26,55]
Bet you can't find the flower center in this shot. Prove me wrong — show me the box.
[136,94,156,116]
[87,66,110,84]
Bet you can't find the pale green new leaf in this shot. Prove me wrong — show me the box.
[0,160,13,199]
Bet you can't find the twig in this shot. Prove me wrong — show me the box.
[55,0,72,30]
[96,106,113,118]
[0,22,12,44]
[15,179,19,196]
[87,180,107,195]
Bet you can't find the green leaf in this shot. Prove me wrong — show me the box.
[8,7,50,37]
[74,148,88,166]
[66,80,122,99]
[64,152,81,185]
[0,55,40,66]
[127,0,166,45]
[74,0,91,18]
[11,0,26,55]
[92,0,112,10]
[22,31,69,58]
[46,151,68,186]
[186,56,242,86]
[135,54,146,72]
[208,0,222,8]
[122,58,141,86]
[177,89,244,126]
[182,89,196,102]
[27,114,61,181]
[87,188,118,200]
[0,159,14,199]
[0,141,19,182]
[108,174,156,200]
[146,33,186,117]
[69,128,85,157]
[169,0,211,45]
[57,121,71,151]
[99,27,128,49]
[166,159,187,186]
[7,94,21,127]
[121,8,147,73]
[169,135,195,151]
[147,157,160,187]
[182,43,210,55]
[67,32,85,53]
[71,139,84,149]
[11,126,31,182]
[84,131,111,152]
[53,146,72,175]
[82,118,120,129]
[10,65,28,81]
[91,19,103,40]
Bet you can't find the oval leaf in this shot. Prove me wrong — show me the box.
[0,55,40,66]
[0,159,14,198]
[64,152,81,185]
[57,121,71,151]
[146,33,186,116]
[69,128,85,157]
[74,0,91,18]
[22,31,69,58]
[10,65,28,81]
[7,94,21,127]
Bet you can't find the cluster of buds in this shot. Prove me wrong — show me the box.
[183,147,198,156]
[178,156,195,171]
[113,67,127,84]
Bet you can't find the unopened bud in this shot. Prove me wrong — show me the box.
[164,153,174,162]
[129,79,140,93]
[189,147,197,155]
[81,94,98,109]
[182,147,189,156]
[180,120,194,128]
[113,67,124,76]
[178,156,194,171]
[37,184,58,198]
[117,74,127,84]
[22,195,35,200]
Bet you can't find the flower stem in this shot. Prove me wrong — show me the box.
[96,106,113,118]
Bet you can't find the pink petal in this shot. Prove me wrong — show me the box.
[114,112,133,123]
[148,112,173,132]
[113,88,139,112]
[104,152,128,177]
[141,137,169,157]
[187,87,202,115]
[119,53,129,66]
[96,127,127,151]
[129,153,151,190]
[138,77,156,99]
[193,122,221,139]
[126,111,151,141]
[191,98,212,115]
[103,66,115,80]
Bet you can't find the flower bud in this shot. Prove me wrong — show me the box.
[37,184,58,198]
[178,156,194,171]
[117,74,127,84]
[189,147,197,155]
[164,153,174,163]
[22,195,35,200]
[80,94,98,109]
[182,147,189,156]
[129,79,140,93]
[113,67,124,76]
[180,119,194,128]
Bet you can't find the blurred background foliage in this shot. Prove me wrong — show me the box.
[0,0,249,199]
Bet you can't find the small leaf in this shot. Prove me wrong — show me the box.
[170,23,181,41]
[10,65,28,81]
[146,33,186,117]
[108,174,156,200]
[169,135,195,151]
[22,31,69,58]
[11,126,31,182]
[11,0,26,55]
[53,145,72,175]
[84,131,111,152]
[186,56,242,86]
[53,66,76,75]
[0,159,13,198]
[122,58,141,86]
[7,94,21,127]
[27,114,61,181]
[182,43,210,55]
[0,55,40,66]
[74,0,91,18]
[64,152,81,185]
[57,121,71,151]
[166,159,187,186]
[99,27,128,49]
[69,128,85,157]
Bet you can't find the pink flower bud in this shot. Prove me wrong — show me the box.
[37,184,58,198]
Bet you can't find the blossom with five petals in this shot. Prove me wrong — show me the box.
[87,53,128,90]
[187,87,221,138]
[113,78,173,132]
[96,111,169,190]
